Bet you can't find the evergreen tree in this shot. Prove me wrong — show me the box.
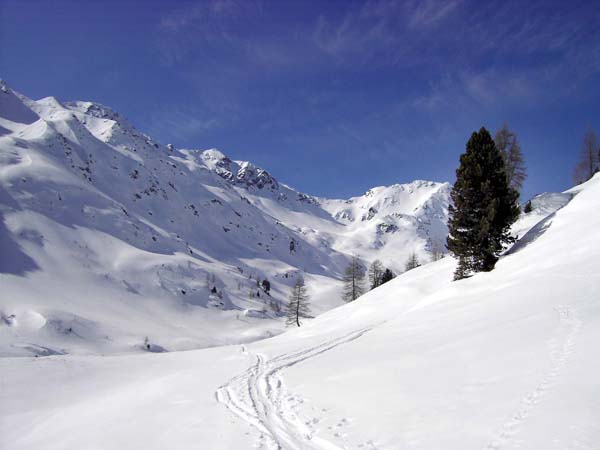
[494,124,527,193]
[261,279,271,294]
[286,278,311,327]
[380,268,395,285]
[368,259,384,289]
[573,128,599,184]
[447,127,520,280]
[342,256,365,302]
[523,200,533,214]
[405,252,420,271]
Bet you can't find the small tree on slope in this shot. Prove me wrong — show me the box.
[573,128,599,184]
[380,268,395,285]
[343,256,365,302]
[405,252,421,271]
[368,259,384,289]
[286,278,311,327]
[429,239,445,261]
[494,124,527,193]
[447,127,520,280]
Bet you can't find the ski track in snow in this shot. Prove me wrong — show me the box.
[482,305,582,450]
[216,327,376,450]
[218,304,584,450]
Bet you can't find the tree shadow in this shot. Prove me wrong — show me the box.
[507,212,556,255]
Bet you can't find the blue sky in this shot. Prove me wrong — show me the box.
[1,0,599,200]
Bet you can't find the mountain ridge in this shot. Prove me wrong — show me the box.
[0,81,520,356]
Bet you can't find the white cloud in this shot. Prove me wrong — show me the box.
[407,0,460,29]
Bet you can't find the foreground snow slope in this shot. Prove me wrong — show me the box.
[2,173,598,449]
[0,81,451,355]
[270,180,599,450]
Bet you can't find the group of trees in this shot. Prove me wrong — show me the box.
[238,124,534,326]
[447,127,521,280]
[285,248,438,326]
[284,123,597,325]
[495,124,598,187]
[368,259,394,289]
[284,249,417,326]
[335,125,529,291]
[405,252,421,271]
[284,254,396,327]
[447,123,600,280]
[342,256,396,303]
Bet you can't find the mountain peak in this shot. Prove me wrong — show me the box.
[64,101,122,122]
[201,148,229,161]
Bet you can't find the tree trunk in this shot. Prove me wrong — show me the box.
[295,293,300,327]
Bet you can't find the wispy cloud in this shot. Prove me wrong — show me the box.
[156,0,260,66]
[156,0,599,78]
[410,68,547,116]
[146,107,221,144]
[312,0,460,67]
[151,0,600,149]
[158,0,245,33]
[407,0,460,29]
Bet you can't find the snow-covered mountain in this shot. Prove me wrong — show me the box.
[0,81,452,356]
[3,161,599,449]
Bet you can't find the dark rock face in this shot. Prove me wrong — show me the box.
[211,155,279,191]
[236,164,279,190]
[376,223,399,234]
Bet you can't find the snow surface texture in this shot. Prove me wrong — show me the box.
[1,81,454,356]
[2,164,599,448]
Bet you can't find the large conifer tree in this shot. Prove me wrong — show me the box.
[447,127,520,280]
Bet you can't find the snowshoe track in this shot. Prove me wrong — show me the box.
[483,305,582,450]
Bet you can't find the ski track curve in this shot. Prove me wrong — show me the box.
[216,327,375,450]
[482,305,582,450]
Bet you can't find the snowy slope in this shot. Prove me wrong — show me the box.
[2,168,598,449]
[512,192,573,240]
[0,81,452,356]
